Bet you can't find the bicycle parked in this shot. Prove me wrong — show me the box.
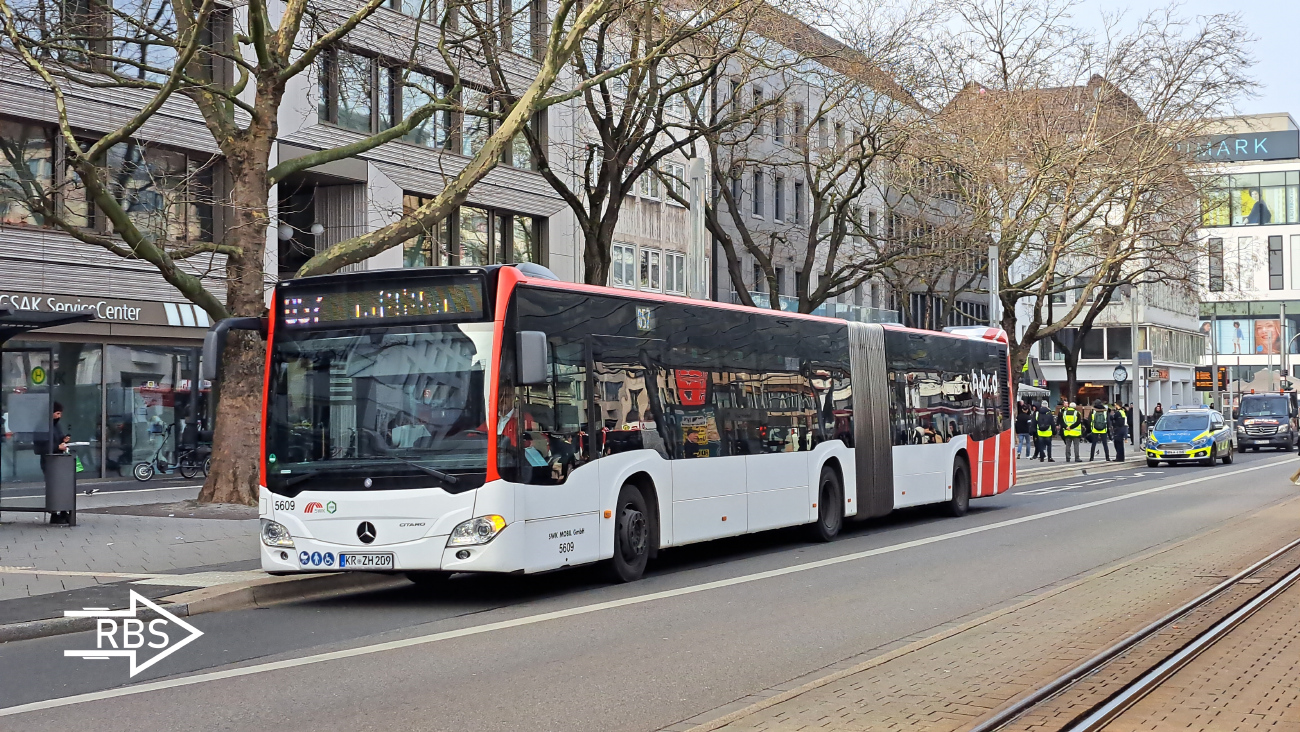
[132,422,212,481]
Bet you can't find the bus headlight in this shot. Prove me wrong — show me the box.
[448,515,507,546]
[261,519,295,548]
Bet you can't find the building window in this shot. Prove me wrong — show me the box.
[401,193,450,267]
[773,175,784,221]
[773,100,785,143]
[752,262,764,292]
[793,181,804,224]
[398,71,448,149]
[665,251,686,295]
[611,242,636,288]
[1269,235,1284,289]
[391,0,436,19]
[0,120,53,227]
[1292,235,1300,290]
[773,267,785,296]
[1207,237,1224,293]
[639,248,661,292]
[730,173,742,207]
[751,170,763,216]
[1203,171,1300,226]
[403,199,536,267]
[106,142,213,244]
[461,87,492,157]
[503,0,535,57]
[661,160,687,202]
[112,0,179,84]
[751,85,763,133]
[638,167,660,199]
[793,105,805,143]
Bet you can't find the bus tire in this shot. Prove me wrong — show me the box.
[807,467,843,542]
[605,482,651,583]
[405,571,451,590]
[945,458,971,517]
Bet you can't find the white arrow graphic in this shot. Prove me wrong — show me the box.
[64,590,203,677]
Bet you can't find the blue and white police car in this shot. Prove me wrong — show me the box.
[1144,407,1234,467]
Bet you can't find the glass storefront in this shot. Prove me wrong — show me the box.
[1,340,206,484]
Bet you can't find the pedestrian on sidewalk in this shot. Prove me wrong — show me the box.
[1088,400,1111,461]
[1035,402,1056,462]
[1015,401,1034,458]
[1060,402,1083,462]
[1125,402,1135,444]
[1110,402,1128,461]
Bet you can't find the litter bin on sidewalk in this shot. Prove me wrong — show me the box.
[43,452,78,526]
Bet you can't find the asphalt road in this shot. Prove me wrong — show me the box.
[1,451,1296,731]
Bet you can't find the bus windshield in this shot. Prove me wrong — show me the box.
[1154,414,1209,432]
[1239,396,1289,417]
[265,322,494,494]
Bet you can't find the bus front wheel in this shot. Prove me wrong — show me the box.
[944,458,971,517]
[807,467,843,542]
[605,483,651,583]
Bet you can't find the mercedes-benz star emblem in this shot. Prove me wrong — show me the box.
[357,522,377,544]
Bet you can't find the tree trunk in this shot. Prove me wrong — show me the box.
[202,332,265,504]
[582,227,611,285]
[197,136,273,505]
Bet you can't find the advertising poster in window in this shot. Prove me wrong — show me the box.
[1212,319,1254,355]
[1255,319,1281,354]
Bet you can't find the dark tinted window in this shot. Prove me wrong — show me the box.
[883,329,1006,446]
[500,287,851,483]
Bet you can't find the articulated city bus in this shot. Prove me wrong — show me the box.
[218,264,1014,585]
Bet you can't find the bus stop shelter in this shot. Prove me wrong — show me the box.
[0,306,98,523]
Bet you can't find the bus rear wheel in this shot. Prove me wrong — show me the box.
[605,483,651,583]
[807,467,843,542]
[944,458,971,517]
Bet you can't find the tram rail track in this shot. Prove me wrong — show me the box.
[968,535,1300,732]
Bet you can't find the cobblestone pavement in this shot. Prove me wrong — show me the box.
[680,495,1300,732]
[1103,572,1300,732]
[0,487,256,601]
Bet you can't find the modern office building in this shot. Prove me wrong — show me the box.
[1197,112,1300,399]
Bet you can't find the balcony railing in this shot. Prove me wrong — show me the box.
[729,291,900,324]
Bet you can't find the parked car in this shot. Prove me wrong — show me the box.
[1145,407,1234,467]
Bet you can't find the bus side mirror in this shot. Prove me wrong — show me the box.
[517,330,549,386]
[201,317,266,382]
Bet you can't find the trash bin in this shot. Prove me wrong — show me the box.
[43,453,77,526]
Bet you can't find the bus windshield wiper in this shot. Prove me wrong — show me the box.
[379,455,460,485]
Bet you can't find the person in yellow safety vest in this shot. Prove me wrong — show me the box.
[1034,402,1056,462]
[1088,400,1111,461]
[1060,402,1083,462]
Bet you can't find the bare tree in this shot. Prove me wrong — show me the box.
[684,7,926,314]
[0,0,621,503]
[528,0,760,286]
[921,0,1254,395]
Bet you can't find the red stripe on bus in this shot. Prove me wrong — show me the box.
[486,268,524,483]
[259,296,278,491]
[981,434,997,495]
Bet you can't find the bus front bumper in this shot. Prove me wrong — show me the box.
[260,521,526,575]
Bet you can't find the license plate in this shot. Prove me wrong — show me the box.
[339,553,394,569]
[1165,452,1185,458]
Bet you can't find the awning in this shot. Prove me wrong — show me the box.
[1017,383,1050,397]
[0,307,97,346]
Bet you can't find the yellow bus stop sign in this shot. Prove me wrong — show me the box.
[30,366,47,385]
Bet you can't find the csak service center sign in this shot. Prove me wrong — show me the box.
[0,293,210,327]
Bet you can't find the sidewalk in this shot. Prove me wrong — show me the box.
[668,494,1300,732]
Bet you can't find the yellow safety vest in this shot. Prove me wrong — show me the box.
[1061,408,1082,437]
[1036,413,1054,438]
[1090,410,1109,434]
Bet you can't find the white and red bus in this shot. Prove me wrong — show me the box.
[210,264,1014,585]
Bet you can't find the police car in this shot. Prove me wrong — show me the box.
[1144,407,1234,467]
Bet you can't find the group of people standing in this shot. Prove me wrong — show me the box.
[1015,399,1132,463]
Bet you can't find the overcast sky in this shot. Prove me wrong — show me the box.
[1072,0,1295,119]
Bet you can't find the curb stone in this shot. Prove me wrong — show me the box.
[0,572,407,644]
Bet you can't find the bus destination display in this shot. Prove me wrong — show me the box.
[282,281,484,326]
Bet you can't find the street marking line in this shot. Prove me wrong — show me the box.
[0,458,1290,718]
